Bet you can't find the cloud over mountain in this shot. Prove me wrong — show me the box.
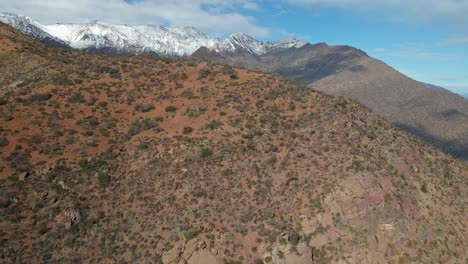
[0,0,269,37]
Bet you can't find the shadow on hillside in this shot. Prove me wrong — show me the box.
[395,123,468,161]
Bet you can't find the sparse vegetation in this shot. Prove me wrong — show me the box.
[68,92,86,103]
[0,23,465,264]
[0,137,9,148]
[200,147,213,158]
[198,68,210,79]
[165,105,177,113]
[183,126,194,134]
[134,103,154,113]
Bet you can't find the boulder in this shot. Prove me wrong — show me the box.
[18,172,29,181]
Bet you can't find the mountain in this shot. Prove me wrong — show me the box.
[0,13,305,57]
[2,13,467,160]
[1,21,467,264]
[0,13,68,48]
[192,42,468,160]
[193,42,367,84]
[44,21,218,56]
[420,82,449,92]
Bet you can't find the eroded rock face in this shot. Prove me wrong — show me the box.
[261,240,313,264]
[162,239,220,264]
[56,209,81,230]
[251,156,455,263]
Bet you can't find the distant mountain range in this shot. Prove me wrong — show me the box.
[1,12,467,159]
[0,13,306,56]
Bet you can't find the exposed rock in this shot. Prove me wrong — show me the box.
[36,165,51,175]
[48,197,57,205]
[162,239,220,264]
[187,250,220,264]
[18,171,29,181]
[56,209,81,230]
[162,247,182,264]
[209,247,218,256]
[260,241,312,264]
[309,227,344,248]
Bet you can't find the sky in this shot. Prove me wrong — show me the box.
[1,0,467,97]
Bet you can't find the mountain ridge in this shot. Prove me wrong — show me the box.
[0,13,69,48]
[1,12,467,160]
[192,39,468,160]
[0,13,306,57]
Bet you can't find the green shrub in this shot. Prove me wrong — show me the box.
[134,103,154,113]
[97,171,111,188]
[221,168,233,176]
[289,231,300,246]
[165,105,178,113]
[206,120,224,130]
[0,137,9,148]
[183,127,194,134]
[28,93,52,103]
[0,97,8,105]
[141,118,158,130]
[68,92,86,103]
[198,68,210,79]
[421,182,428,193]
[183,229,199,241]
[30,135,45,145]
[200,147,213,159]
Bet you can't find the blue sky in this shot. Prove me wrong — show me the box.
[1,0,467,97]
[248,2,468,97]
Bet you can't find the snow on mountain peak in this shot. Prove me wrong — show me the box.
[0,13,68,47]
[1,12,309,56]
[211,32,263,54]
[263,38,307,52]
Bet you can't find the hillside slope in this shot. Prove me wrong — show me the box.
[192,43,468,160]
[3,12,466,159]
[0,22,467,264]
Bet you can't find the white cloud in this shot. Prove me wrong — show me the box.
[241,1,261,11]
[0,0,269,37]
[437,36,468,47]
[288,0,468,26]
[391,44,464,62]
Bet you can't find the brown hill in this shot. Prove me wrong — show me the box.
[1,22,467,263]
[192,43,468,160]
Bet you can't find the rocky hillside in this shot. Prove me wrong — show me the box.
[192,42,468,160]
[0,22,467,264]
[3,13,466,160]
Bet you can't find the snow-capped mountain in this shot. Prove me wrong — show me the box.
[0,13,68,48]
[0,13,307,56]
